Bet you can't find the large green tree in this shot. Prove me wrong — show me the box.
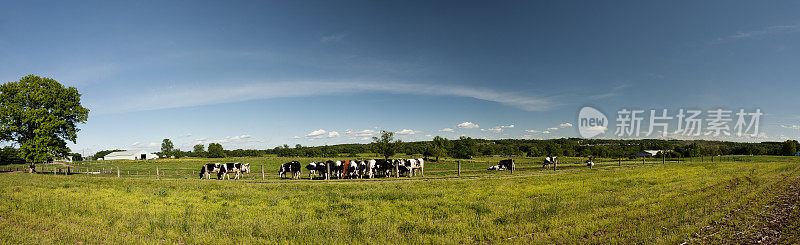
[193,144,206,157]
[372,130,401,160]
[161,139,174,158]
[207,143,225,158]
[780,140,799,156]
[0,75,89,168]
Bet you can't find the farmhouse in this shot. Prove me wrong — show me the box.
[636,150,670,158]
[103,150,158,160]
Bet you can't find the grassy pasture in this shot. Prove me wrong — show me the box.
[0,156,797,244]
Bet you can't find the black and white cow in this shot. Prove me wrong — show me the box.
[239,163,251,178]
[397,159,412,177]
[375,159,392,177]
[279,161,302,179]
[543,157,558,168]
[306,161,317,179]
[315,161,329,179]
[347,160,360,178]
[217,162,243,180]
[411,158,424,177]
[487,159,515,171]
[365,159,376,178]
[357,160,368,178]
[199,163,221,179]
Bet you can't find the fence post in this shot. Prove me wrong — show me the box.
[156,166,159,180]
[618,158,621,166]
[261,165,264,180]
[642,158,645,165]
[326,162,330,180]
[117,166,120,178]
[458,161,461,177]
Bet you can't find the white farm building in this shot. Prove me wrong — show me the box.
[103,150,159,160]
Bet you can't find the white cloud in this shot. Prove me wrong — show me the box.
[230,134,251,140]
[131,142,141,146]
[107,81,554,113]
[328,131,340,138]
[781,125,800,130]
[524,129,539,133]
[178,133,193,138]
[148,142,159,147]
[439,128,455,132]
[713,24,800,44]
[559,123,573,128]
[355,130,375,137]
[424,134,432,137]
[345,129,354,134]
[482,127,503,133]
[500,124,514,128]
[542,131,551,134]
[457,122,479,129]
[547,127,559,131]
[321,33,346,43]
[306,129,327,138]
[396,129,420,135]
[290,136,301,140]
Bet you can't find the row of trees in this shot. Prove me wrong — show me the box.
[75,135,800,163]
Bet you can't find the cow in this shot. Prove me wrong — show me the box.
[217,162,243,180]
[586,157,595,167]
[487,159,514,171]
[543,157,558,168]
[357,160,368,178]
[499,159,514,170]
[306,161,317,179]
[334,161,343,179]
[366,159,376,178]
[412,158,424,177]
[311,161,329,180]
[239,163,251,178]
[347,160,360,178]
[341,160,350,179]
[199,163,221,179]
[374,159,388,177]
[279,161,302,179]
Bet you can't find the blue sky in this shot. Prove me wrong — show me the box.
[1,1,799,154]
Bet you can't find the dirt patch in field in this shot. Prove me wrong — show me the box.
[687,174,800,244]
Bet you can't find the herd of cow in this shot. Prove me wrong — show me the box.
[198,158,424,180]
[198,157,595,180]
[282,158,425,180]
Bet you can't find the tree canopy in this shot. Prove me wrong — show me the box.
[207,143,225,158]
[372,130,401,160]
[0,75,89,163]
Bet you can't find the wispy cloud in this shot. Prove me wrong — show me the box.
[559,123,573,128]
[439,128,455,132]
[482,127,503,133]
[321,33,346,43]
[712,24,800,44]
[103,81,554,113]
[781,124,800,130]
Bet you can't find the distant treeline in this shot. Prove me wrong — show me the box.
[4,138,794,164]
[157,137,800,160]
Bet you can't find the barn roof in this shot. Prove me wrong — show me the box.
[105,150,149,157]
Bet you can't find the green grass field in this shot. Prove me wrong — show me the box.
[0,156,798,244]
